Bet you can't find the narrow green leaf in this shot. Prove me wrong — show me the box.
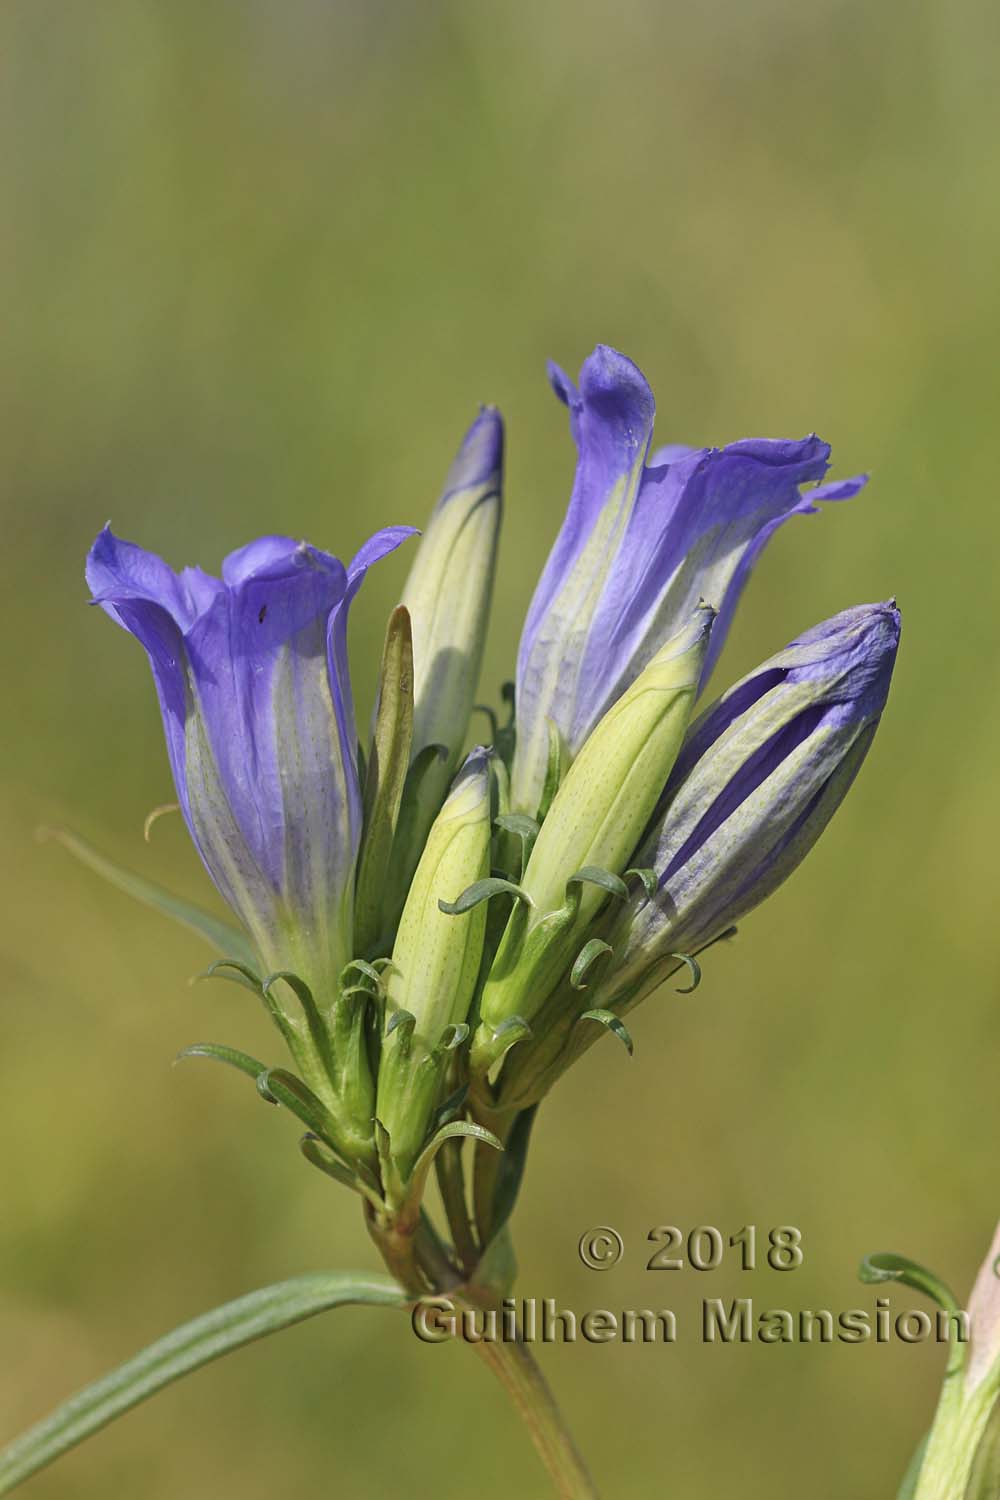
[197,959,264,996]
[299,1133,354,1184]
[859,1251,960,1311]
[41,826,256,967]
[0,1273,404,1495]
[578,1008,634,1056]
[401,1122,503,1227]
[175,1043,272,1089]
[859,1252,965,1376]
[374,1117,404,1207]
[489,1104,538,1241]
[262,971,334,1073]
[536,718,569,821]
[299,1134,359,1191]
[438,877,533,915]
[355,607,415,956]
[260,1069,341,1147]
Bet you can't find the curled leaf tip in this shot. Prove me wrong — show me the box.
[438,876,534,915]
[566,866,629,901]
[578,1008,634,1056]
[385,1008,416,1041]
[570,938,613,990]
[143,802,181,842]
[668,952,702,993]
[339,958,384,993]
[624,867,658,898]
[438,1022,470,1052]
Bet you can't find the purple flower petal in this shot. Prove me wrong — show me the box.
[348,524,418,582]
[511,345,867,815]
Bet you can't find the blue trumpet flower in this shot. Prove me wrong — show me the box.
[511,343,867,815]
[86,524,415,998]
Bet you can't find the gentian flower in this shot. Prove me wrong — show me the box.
[4,348,907,1499]
[510,343,867,816]
[85,524,414,1164]
[497,601,899,1108]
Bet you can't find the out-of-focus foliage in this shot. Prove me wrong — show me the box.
[2,2,998,1495]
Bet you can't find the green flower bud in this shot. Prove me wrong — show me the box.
[401,409,503,771]
[376,747,492,1193]
[910,1222,1000,1500]
[472,606,713,1075]
[385,410,502,932]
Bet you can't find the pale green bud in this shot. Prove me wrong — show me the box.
[400,407,503,768]
[376,746,492,1192]
[473,606,713,1074]
[385,410,503,931]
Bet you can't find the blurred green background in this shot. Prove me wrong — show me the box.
[2,2,999,1495]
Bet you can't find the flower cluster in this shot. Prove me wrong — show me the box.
[85,344,898,1289]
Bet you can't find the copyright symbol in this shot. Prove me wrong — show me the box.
[578,1227,624,1270]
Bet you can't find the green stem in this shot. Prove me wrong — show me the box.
[456,1295,598,1499]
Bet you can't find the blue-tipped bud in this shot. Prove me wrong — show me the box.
[603,601,900,1004]
[401,407,503,768]
[386,410,503,927]
[376,747,492,1191]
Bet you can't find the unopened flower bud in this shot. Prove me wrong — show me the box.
[473,607,713,1073]
[376,746,492,1190]
[385,410,503,929]
[401,408,503,770]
